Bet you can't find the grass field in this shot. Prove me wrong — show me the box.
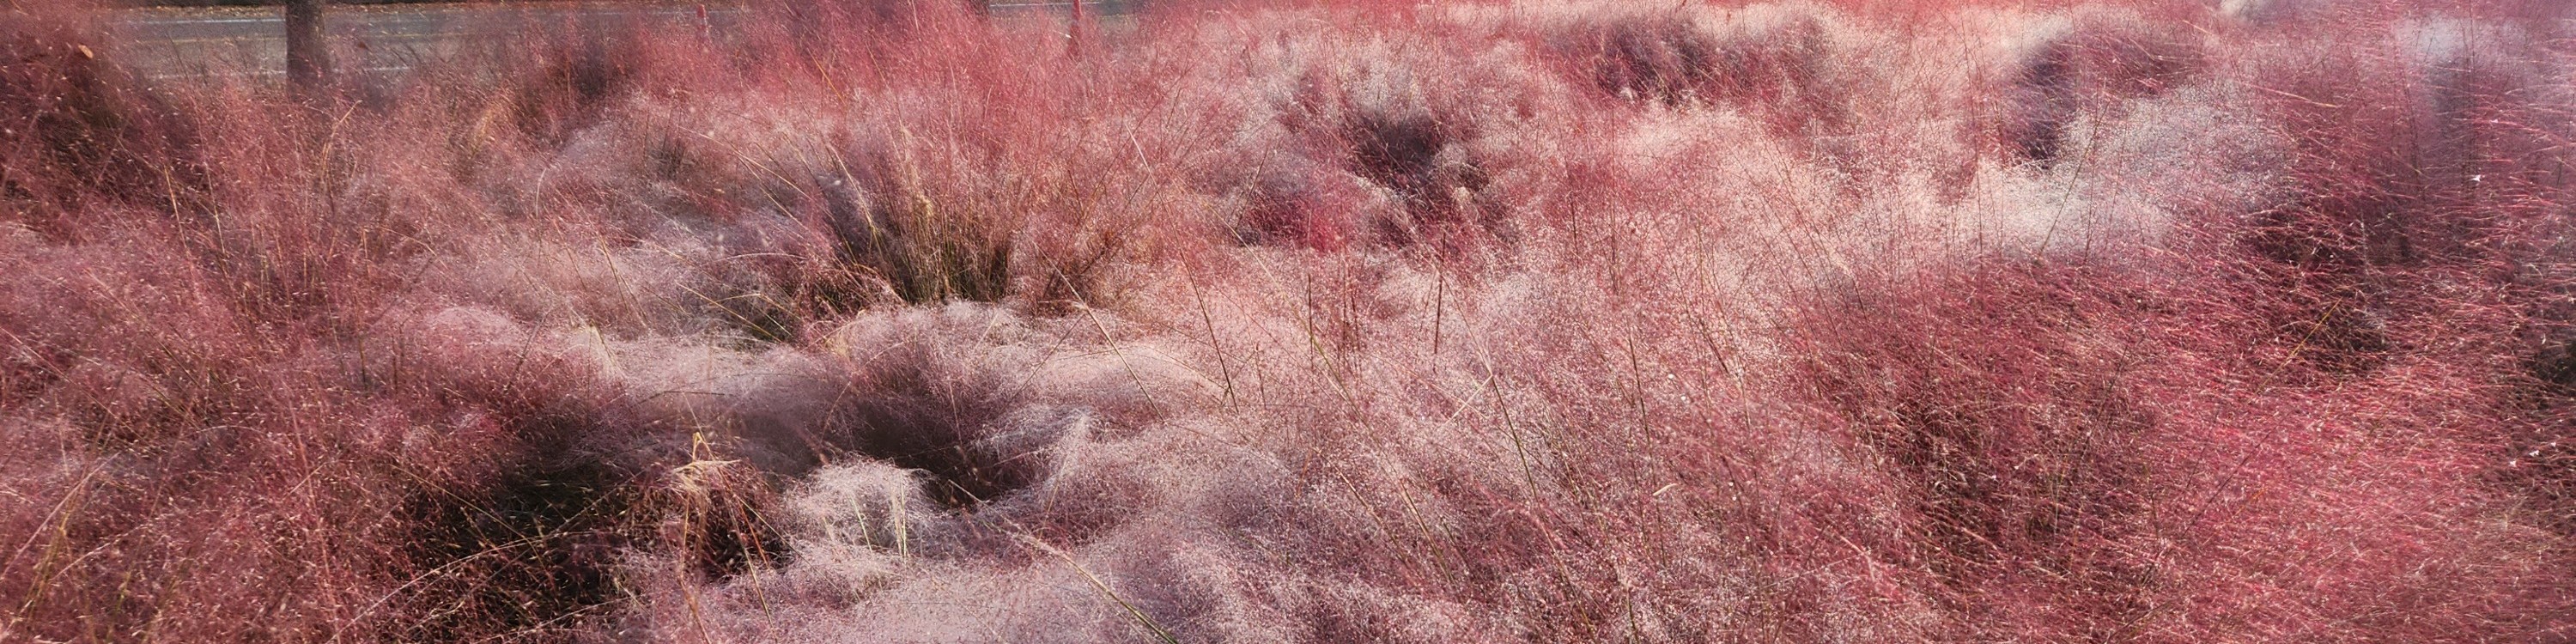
[6,0,2576,641]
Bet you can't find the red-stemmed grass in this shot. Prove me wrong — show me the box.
[7,0,2576,641]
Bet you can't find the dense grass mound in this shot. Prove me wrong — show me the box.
[7,0,2576,641]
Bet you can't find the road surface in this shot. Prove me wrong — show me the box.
[106,2,1129,82]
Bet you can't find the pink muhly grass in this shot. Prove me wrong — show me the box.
[5,1,2576,642]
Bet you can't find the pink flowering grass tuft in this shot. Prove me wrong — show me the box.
[5,1,2576,641]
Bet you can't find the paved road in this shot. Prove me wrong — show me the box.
[110,3,743,80]
[107,1,1127,82]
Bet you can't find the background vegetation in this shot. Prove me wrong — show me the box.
[5,0,2575,641]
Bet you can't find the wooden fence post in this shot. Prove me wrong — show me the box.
[285,0,329,92]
